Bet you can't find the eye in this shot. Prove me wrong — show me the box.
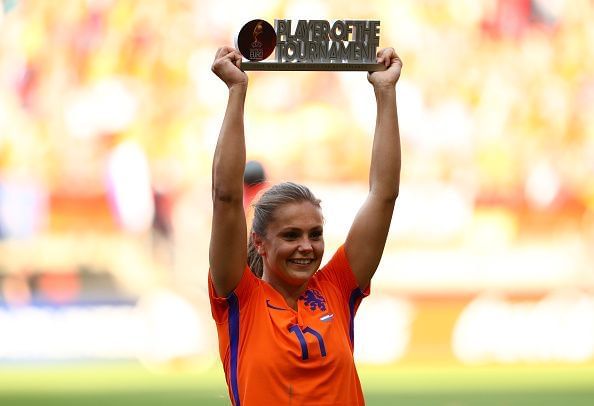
[310,229,323,240]
[282,231,300,240]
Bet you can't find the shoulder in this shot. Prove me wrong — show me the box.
[209,266,263,304]
[316,245,352,281]
[315,244,370,300]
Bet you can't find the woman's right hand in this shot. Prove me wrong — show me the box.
[211,46,248,89]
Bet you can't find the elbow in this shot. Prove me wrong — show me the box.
[212,183,243,206]
[371,182,400,203]
[370,188,399,206]
[385,191,399,206]
[388,184,400,201]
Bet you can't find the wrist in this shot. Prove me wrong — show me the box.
[229,82,247,96]
[373,84,396,98]
[229,82,248,92]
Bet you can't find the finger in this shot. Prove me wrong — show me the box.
[380,48,401,69]
[214,47,232,63]
[391,53,402,69]
[214,46,237,61]
[382,48,396,67]
[233,50,244,61]
[233,52,243,69]
[218,51,240,65]
[376,48,384,64]
[216,46,235,57]
[212,51,239,73]
[376,48,394,66]
[214,47,224,61]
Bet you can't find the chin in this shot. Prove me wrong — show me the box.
[285,264,318,283]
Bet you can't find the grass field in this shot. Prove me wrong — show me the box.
[1,362,594,405]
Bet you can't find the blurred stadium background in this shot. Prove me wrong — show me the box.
[1,0,593,405]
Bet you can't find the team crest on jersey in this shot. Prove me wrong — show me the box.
[299,289,326,312]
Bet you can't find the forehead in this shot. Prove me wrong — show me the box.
[269,201,323,229]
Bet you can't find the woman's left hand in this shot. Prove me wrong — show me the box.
[367,47,402,89]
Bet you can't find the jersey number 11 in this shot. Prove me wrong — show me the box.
[288,325,327,360]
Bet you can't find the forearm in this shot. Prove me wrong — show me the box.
[369,85,401,199]
[212,85,248,203]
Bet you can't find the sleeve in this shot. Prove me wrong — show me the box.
[208,266,259,324]
[317,245,370,305]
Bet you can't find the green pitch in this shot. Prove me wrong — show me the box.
[1,362,593,405]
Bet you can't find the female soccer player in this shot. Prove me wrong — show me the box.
[209,45,402,405]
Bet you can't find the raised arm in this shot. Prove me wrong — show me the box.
[209,47,249,297]
[345,47,402,289]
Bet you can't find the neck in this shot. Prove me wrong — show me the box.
[262,274,307,311]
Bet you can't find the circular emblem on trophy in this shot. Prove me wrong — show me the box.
[236,19,276,61]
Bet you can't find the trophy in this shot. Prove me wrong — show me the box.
[236,19,386,71]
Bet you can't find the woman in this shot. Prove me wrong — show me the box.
[209,46,402,405]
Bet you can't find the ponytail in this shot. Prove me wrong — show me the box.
[247,233,264,278]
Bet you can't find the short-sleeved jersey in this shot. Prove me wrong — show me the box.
[208,245,369,406]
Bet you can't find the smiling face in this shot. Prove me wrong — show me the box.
[254,201,324,291]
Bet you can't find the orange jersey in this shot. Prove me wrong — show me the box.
[208,245,369,405]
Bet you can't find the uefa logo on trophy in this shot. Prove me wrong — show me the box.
[250,21,263,60]
[236,19,277,62]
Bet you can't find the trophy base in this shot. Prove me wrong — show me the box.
[241,62,386,71]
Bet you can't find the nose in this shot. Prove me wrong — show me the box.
[297,237,313,253]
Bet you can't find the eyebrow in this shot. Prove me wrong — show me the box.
[279,226,323,233]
